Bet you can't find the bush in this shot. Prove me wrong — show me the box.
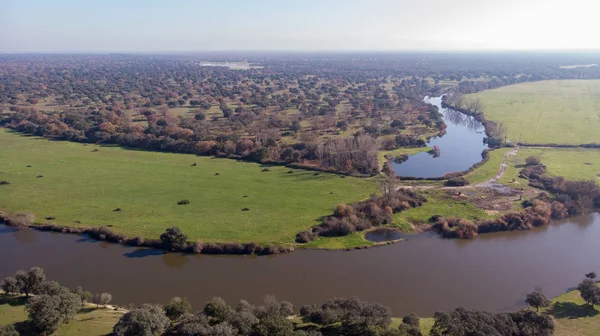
[525,156,541,166]
[295,231,317,243]
[0,181,10,185]
[5,212,35,228]
[444,177,470,187]
[177,200,190,205]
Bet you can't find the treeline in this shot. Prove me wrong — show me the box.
[3,108,384,176]
[12,267,600,335]
[433,157,600,239]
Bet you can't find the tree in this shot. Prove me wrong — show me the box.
[14,267,46,297]
[399,313,422,336]
[204,297,233,323]
[525,156,541,166]
[290,120,302,133]
[164,296,192,321]
[577,278,600,306]
[585,272,597,280]
[430,308,518,336]
[160,227,188,251]
[1,277,19,295]
[39,281,62,295]
[74,286,94,305]
[525,291,550,312]
[509,310,554,336]
[252,315,294,336]
[113,303,170,336]
[336,120,349,131]
[0,324,18,336]
[26,291,80,335]
[95,292,113,308]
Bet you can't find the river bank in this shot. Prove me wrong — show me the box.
[2,213,599,316]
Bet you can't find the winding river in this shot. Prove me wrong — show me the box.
[392,96,488,178]
[2,98,597,317]
[2,213,600,316]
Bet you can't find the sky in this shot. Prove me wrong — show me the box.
[1,0,599,52]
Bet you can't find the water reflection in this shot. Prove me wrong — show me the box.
[392,96,489,178]
[443,108,483,132]
[11,228,38,245]
[365,228,408,242]
[161,253,190,269]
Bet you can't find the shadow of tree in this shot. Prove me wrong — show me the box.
[547,301,600,319]
[14,320,36,336]
[0,294,27,306]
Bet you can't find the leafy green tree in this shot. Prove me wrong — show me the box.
[1,277,19,295]
[228,310,259,335]
[204,297,233,323]
[74,286,94,305]
[525,291,550,312]
[252,315,294,336]
[40,281,62,295]
[95,293,113,308]
[164,296,192,321]
[399,313,422,336]
[113,303,170,336]
[26,290,80,335]
[160,227,188,251]
[578,278,600,306]
[509,310,554,336]
[14,267,45,297]
[0,324,19,336]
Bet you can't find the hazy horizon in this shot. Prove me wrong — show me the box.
[2,0,600,53]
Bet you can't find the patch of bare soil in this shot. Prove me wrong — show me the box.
[446,188,522,212]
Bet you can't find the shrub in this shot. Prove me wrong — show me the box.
[525,156,541,166]
[177,200,190,205]
[295,231,317,243]
[445,177,469,187]
[5,212,35,228]
[0,181,10,185]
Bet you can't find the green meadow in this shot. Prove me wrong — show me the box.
[0,129,374,245]
[469,80,600,145]
[515,148,600,182]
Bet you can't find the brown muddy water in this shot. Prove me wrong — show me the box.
[1,213,599,316]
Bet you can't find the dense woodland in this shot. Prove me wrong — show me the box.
[8,266,597,335]
[2,53,600,175]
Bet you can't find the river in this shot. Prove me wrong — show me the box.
[2,213,599,316]
[392,96,489,178]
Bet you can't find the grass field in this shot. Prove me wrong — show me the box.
[543,286,600,336]
[0,129,374,245]
[469,80,600,145]
[507,148,600,183]
[463,148,509,184]
[0,295,122,336]
[393,189,492,226]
